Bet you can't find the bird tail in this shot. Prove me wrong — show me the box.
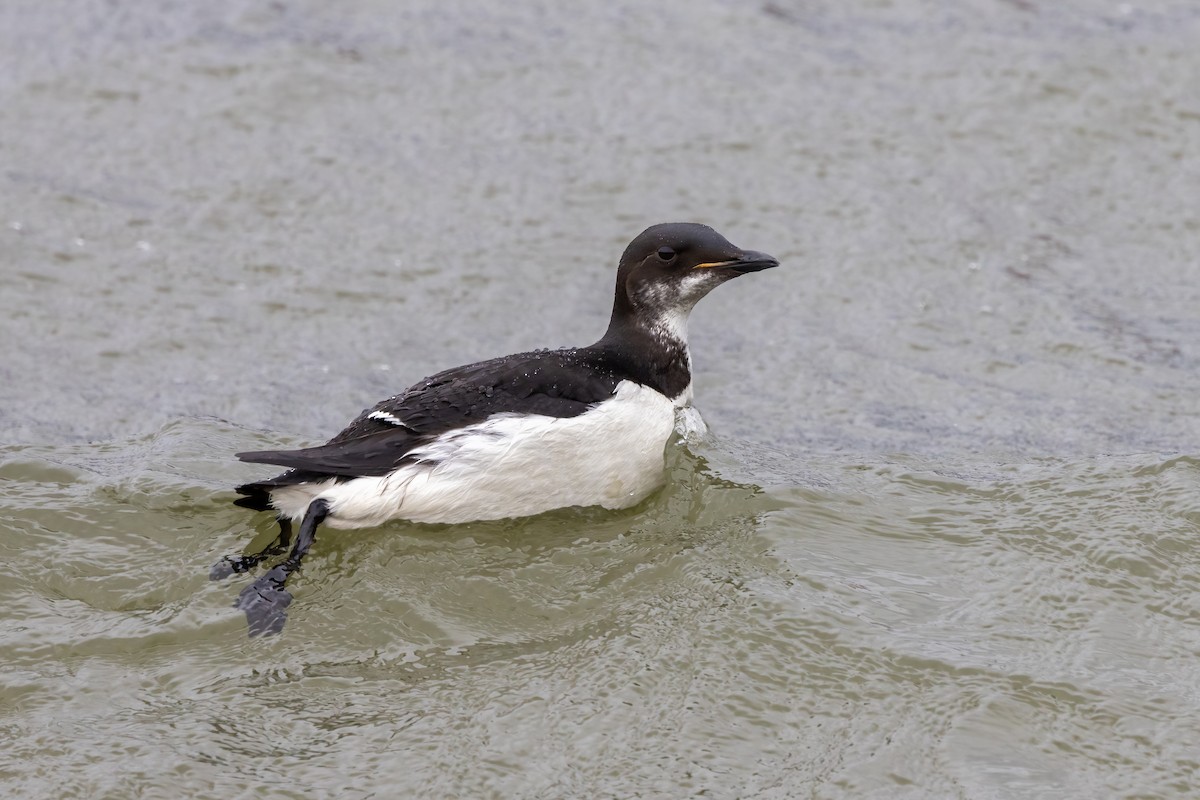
[232,484,274,512]
[233,469,329,513]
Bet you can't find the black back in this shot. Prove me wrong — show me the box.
[235,343,680,482]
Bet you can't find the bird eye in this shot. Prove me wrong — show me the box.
[657,247,676,262]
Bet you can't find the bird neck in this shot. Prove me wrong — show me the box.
[595,308,694,404]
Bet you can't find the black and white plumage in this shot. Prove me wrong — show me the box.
[217,222,779,635]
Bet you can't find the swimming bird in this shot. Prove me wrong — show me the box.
[217,222,779,635]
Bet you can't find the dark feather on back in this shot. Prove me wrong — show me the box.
[235,347,627,482]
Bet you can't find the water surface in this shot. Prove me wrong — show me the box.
[2,1,1199,797]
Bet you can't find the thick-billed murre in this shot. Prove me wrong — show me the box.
[217,222,779,635]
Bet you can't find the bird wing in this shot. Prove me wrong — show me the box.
[236,348,622,477]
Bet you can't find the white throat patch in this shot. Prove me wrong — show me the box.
[647,304,689,347]
[635,270,716,348]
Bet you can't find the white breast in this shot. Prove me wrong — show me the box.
[269,380,678,528]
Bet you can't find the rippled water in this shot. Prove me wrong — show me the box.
[3,1,1200,798]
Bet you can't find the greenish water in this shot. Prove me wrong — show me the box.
[3,1,1200,798]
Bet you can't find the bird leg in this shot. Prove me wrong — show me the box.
[209,516,294,581]
[234,499,329,637]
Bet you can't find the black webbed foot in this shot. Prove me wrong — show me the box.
[210,517,293,581]
[210,555,261,581]
[235,563,294,637]
[230,500,327,637]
